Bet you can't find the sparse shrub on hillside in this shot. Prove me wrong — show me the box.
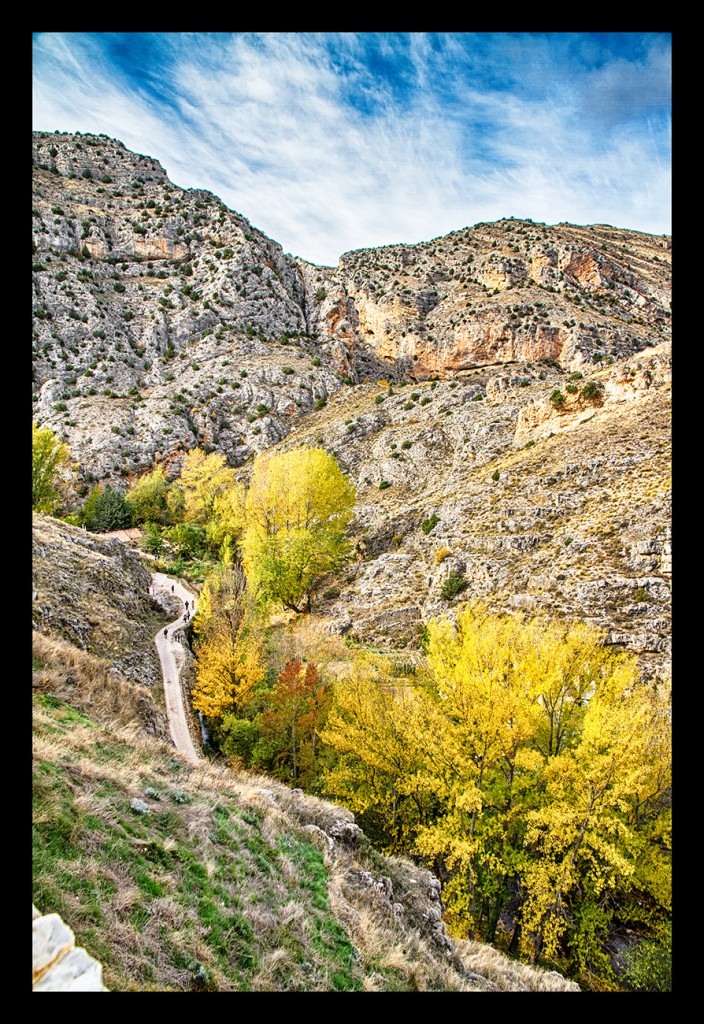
[434,547,451,564]
[379,480,391,490]
[440,570,468,600]
[581,380,604,404]
[421,513,439,534]
[550,389,566,411]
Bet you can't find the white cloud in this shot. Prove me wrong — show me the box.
[32,32,671,266]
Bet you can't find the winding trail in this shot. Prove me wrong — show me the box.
[151,572,201,764]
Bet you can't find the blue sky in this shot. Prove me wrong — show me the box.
[32,32,671,267]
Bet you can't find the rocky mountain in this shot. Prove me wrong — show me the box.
[32,130,672,681]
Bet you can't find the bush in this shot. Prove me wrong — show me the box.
[434,547,451,564]
[379,480,391,490]
[491,470,500,481]
[621,928,671,992]
[315,286,326,301]
[581,380,604,404]
[440,570,468,600]
[314,398,326,411]
[550,389,566,411]
[400,440,412,450]
[421,513,439,534]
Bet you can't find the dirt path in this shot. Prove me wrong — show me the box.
[151,572,201,764]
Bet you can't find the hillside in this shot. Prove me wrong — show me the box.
[32,130,671,680]
[32,131,671,991]
[32,515,579,993]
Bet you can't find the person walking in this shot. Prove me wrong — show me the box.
[164,628,168,638]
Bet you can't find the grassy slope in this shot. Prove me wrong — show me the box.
[32,630,578,993]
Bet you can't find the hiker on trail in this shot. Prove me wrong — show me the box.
[164,628,168,638]
[171,585,174,593]
[185,600,189,610]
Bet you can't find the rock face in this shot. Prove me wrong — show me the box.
[32,512,171,738]
[32,132,670,490]
[32,905,107,991]
[32,131,671,680]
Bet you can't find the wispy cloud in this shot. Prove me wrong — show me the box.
[32,32,671,266]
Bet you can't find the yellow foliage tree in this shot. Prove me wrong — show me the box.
[178,447,239,525]
[241,446,356,612]
[32,423,71,513]
[191,564,265,720]
[321,602,671,979]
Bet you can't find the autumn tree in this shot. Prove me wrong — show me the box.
[256,659,331,787]
[241,447,356,612]
[32,423,71,513]
[320,602,671,984]
[178,448,239,525]
[125,465,173,525]
[191,563,265,721]
[320,654,436,852]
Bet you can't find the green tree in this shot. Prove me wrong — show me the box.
[241,447,356,612]
[32,423,70,513]
[165,522,207,560]
[142,522,164,555]
[80,484,133,532]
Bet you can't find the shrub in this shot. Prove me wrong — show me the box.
[379,480,391,490]
[434,547,452,564]
[440,570,468,600]
[374,394,385,404]
[550,389,566,411]
[491,469,500,481]
[314,398,326,411]
[581,380,604,404]
[421,513,439,534]
[281,366,294,375]
[315,286,326,301]
[400,440,412,450]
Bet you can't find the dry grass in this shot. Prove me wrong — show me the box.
[32,631,158,732]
